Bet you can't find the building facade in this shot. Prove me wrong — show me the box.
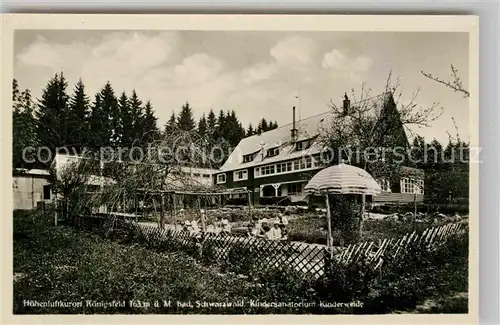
[214,95,425,205]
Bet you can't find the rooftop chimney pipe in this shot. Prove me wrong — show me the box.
[291,106,298,142]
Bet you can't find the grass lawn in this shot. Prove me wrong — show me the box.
[13,214,315,314]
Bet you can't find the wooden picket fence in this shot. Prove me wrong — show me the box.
[335,222,468,270]
[73,215,467,280]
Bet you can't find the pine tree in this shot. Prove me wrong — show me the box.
[198,114,207,138]
[268,120,278,130]
[246,123,255,137]
[88,93,104,149]
[129,90,143,144]
[237,121,246,142]
[164,111,177,136]
[36,72,70,158]
[118,92,133,147]
[177,102,196,132]
[206,109,217,139]
[216,109,226,139]
[98,82,120,147]
[142,100,159,144]
[67,78,90,152]
[257,118,268,134]
[223,110,245,147]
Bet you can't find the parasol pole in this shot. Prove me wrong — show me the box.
[360,193,366,234]
[325,190,333,257]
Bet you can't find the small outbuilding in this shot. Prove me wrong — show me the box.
[13,168,52,210]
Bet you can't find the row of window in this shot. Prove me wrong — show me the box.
[241,139,314,164]
[217,154,332,184]
[217,170,250,183]
[255,156,318,178]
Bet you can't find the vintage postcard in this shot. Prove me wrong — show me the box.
[2,14,478,325]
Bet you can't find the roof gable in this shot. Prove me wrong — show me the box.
[219,112,332,171]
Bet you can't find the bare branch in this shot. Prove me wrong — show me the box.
[421,64,470,98]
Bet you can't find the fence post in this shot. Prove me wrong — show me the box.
[53,197,58,226]
[247,191,253,220]
[325,191,333,255]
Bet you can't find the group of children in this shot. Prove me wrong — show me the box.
[246,215,289,241]
[180,215,232,236]
[179,213,289,241]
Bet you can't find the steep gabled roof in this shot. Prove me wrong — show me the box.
[218,92,410,173]
[219,112,333,172]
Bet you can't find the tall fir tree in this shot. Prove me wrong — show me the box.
[129,90,143,144]
[164,111,177,136]
[216,109,226,139]
[177,102,196,132]
[67,78,90,152]
[88,93,105,149]
[118,92,133,147]
[224,110,245,147]
[246,123,255,137]
[142,100,159,144]
[198,114,207,138]
[268,120,278,130]
[206,109,217,140]
[36,72,70,159]
[98,82,120,147]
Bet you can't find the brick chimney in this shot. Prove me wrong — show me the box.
[291,106,298,142]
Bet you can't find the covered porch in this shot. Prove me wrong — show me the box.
[259,180,308,202]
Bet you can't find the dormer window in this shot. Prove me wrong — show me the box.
[243,153,255,163]
[266,147,279,158]
[296,140,311,151]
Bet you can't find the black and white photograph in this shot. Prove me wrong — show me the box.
[5,14,478,320]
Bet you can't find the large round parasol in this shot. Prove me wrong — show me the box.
[304,163,381,250]
[304,163,381,196]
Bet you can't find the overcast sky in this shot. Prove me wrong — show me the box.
[14,30,469,144]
